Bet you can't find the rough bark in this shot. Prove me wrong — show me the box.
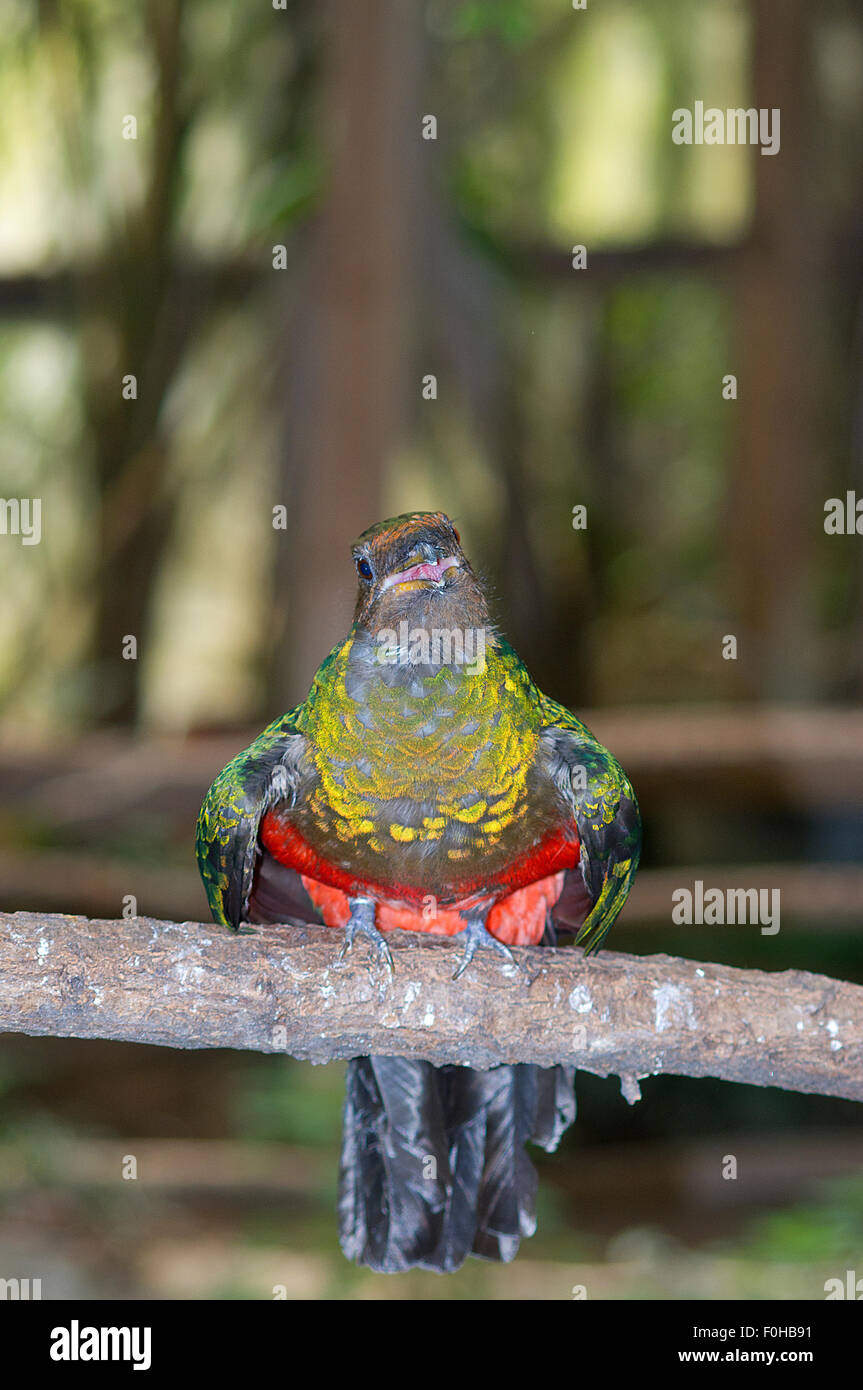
[1,912,861,1103]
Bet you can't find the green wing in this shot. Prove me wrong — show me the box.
[539,695,641,955]
[195,708,307,929]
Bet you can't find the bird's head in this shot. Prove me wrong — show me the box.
[351,511,489,631]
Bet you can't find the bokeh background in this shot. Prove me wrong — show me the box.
[1,0,862,1299]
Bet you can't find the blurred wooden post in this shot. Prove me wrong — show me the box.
[274,0,421,705]
[87,0,191,725]
[729,0,825,700]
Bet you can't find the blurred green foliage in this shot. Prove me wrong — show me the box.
[2,0,859,727]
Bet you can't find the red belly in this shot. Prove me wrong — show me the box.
[259,809,579,946]
[301,872,565,946]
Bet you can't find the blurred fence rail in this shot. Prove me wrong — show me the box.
[1,850,862,930]
[4,705,862,824]
[2,1130,861,1221]
[2,705,861,926]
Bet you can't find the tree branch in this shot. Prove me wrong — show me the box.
[1,911,860,1103]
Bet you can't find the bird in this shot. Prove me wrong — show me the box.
[196,511,641,1273]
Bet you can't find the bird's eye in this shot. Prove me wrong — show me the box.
[356,557,373,581]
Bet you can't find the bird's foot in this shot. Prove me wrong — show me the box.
[338,898,394,981]
[452,913,515,980]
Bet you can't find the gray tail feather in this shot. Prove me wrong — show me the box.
[249,850,578,1273]
[338,1056,576,1274]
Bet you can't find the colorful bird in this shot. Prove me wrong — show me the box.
[196,511,641,1272]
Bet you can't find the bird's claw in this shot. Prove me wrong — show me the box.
[452,914,515,980]
[338,899,394,980]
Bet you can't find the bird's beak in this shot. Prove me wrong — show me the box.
[380,555,462,592]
